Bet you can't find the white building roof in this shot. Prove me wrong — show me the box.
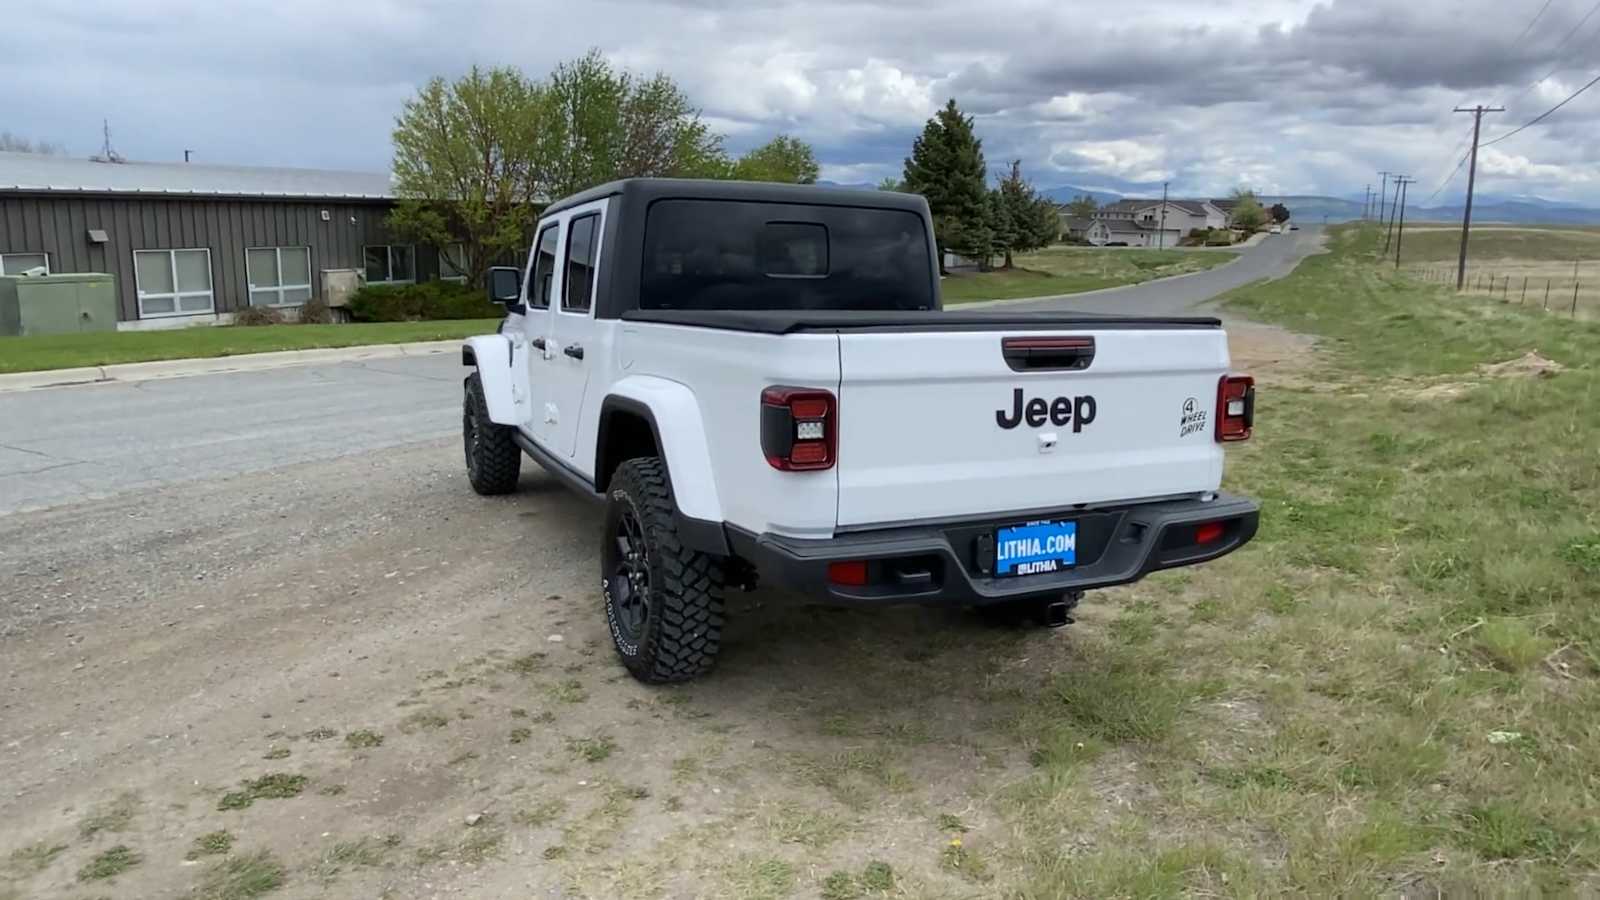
[0,151,395,200]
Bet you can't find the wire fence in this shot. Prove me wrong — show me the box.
[1415,262,1593,320]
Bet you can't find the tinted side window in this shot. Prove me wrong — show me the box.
[562,214,599,312]
[528,225,560,308]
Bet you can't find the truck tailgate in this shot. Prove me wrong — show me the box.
[835,327,1229,527]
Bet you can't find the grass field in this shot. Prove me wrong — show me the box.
[0,319,501,374]
[941,246,1237,303]
[1396,226,1600,319]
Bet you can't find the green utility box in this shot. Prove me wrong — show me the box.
[0,273,119,336]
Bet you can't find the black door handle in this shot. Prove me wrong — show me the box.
[563,343,584,360]
[531,337,546,350]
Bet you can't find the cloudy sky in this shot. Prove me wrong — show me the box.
[4,0,1598,205]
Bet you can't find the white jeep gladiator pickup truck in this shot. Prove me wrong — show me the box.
[462,179,1258,683]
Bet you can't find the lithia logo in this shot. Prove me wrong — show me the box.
[1179,397,1207,437]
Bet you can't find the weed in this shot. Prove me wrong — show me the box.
[546,679,588,703]
[398,711,449,733]
[77,845,141,881]
[319,784,347,797]
[217,773,308,811]
[509,727,533,744]
[263,747,290,760]
[936,813,969,833]
[542,845,567,860]
[724,856,795,900]
[512,798,566,827]
[940,837,991,882]
[458,829,504,864]
[314,837,388,879]
[1474,618,1550,671]
[8,842,67,872]
[820,871,861,900]
[448,751,480,766]
[187,830,234,859]
[530,710,557,723]
[509,707,529,718]
[344,729,384,748]
[861,861,895,890]
[195,849,286,900]
[77,791,140,839]
[303,727,338,741]
[567,734,616,763]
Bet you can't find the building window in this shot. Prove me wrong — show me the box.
[246,247,313,307]
[0,252,49,275]
[133,249,214,317]
[439,243,468,282]
[364,245,414,284]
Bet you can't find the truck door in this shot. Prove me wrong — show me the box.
[519,221,562,448]
[546,204,605,462]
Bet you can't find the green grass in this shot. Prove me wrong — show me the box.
[217,773,309,811]
[0,319,500,374]
[940,246,1236,304]
[187,830,235,860]
[77,791,140,838]
[195,849,287,900]
[77,845,141,882]
[7,842,67,872]
[987,224,1600,895]
[344,728,384,748]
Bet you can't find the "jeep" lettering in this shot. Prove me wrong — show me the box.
[995,388,1097,432]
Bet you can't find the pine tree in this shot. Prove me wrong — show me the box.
[995,160,1057,267]
[902,99,987,272]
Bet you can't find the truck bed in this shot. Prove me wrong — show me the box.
[621,308,1221,334]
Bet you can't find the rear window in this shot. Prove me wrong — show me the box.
[639,199,934,311]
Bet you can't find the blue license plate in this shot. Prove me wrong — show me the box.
[995,519,1077,577]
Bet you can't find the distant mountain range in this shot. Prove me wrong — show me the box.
[820,180,1600,225]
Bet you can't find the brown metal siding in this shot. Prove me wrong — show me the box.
[0,192,436,321]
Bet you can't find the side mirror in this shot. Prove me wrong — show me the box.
[487,267,522,305]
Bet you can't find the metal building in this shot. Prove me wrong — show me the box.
[0,151,468,328]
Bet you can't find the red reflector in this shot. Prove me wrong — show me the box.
[790,397,829,419]
[1195,521,1225,545]
[790,442,828,465]
[827,560,869,586]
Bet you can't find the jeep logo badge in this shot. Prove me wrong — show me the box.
[996,388,1097,432]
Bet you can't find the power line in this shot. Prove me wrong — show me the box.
[1499,0,1600,112]
[1423,124,1478,203]
[1511,0,1558,45]
[1481,70,1600,147]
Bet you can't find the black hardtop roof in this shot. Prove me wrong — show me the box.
[622,308,1221,334]
[541,178,930,217]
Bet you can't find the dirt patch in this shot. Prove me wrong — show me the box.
[1476,350,1564,379]
[1222,318,1320,388]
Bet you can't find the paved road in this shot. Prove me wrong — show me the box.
[0,229,1323,515]
[1005,226,1324,316]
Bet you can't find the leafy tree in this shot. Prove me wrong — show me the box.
[0,132,66,155]
[877,177,904,192]
[1270,202,1291,223]
[902,99,988,273]
[545,49,728,196]
[1065,194,1099,218]
[733,135,818,184]
[389,66,550,286]
[994,160,1057,267]
[1228,188,1268,233]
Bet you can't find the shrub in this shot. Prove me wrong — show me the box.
[233,305,284,326]
[347,280,500,322]
[297,296,333,324]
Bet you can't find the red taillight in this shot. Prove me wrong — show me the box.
[1215,375,1255,443]
[761,386,837,471]
[1194,521,1225,545]
[827,560,869,586]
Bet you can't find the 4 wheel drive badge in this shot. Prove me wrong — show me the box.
[1179,396,1208,437]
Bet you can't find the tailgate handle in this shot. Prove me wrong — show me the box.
[1002,336,1095,371]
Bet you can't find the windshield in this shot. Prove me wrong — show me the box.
[639,199,935,311]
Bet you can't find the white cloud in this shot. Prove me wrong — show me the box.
[1053,140,1172,183]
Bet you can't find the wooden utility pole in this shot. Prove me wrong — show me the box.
[1157,181,1169,250]
[1384,174,1407,255]
[1392,176,1415,269]
[1363,185,1372,220]
[1453,105,1504,290]
[1377,171,1393,227]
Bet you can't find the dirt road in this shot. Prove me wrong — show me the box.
[1,325,1308,900]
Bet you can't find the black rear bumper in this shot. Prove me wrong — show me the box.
[726,492,1259,607]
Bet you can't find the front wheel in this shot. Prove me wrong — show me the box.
[602,458,725,683]
[463,372,521,495]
